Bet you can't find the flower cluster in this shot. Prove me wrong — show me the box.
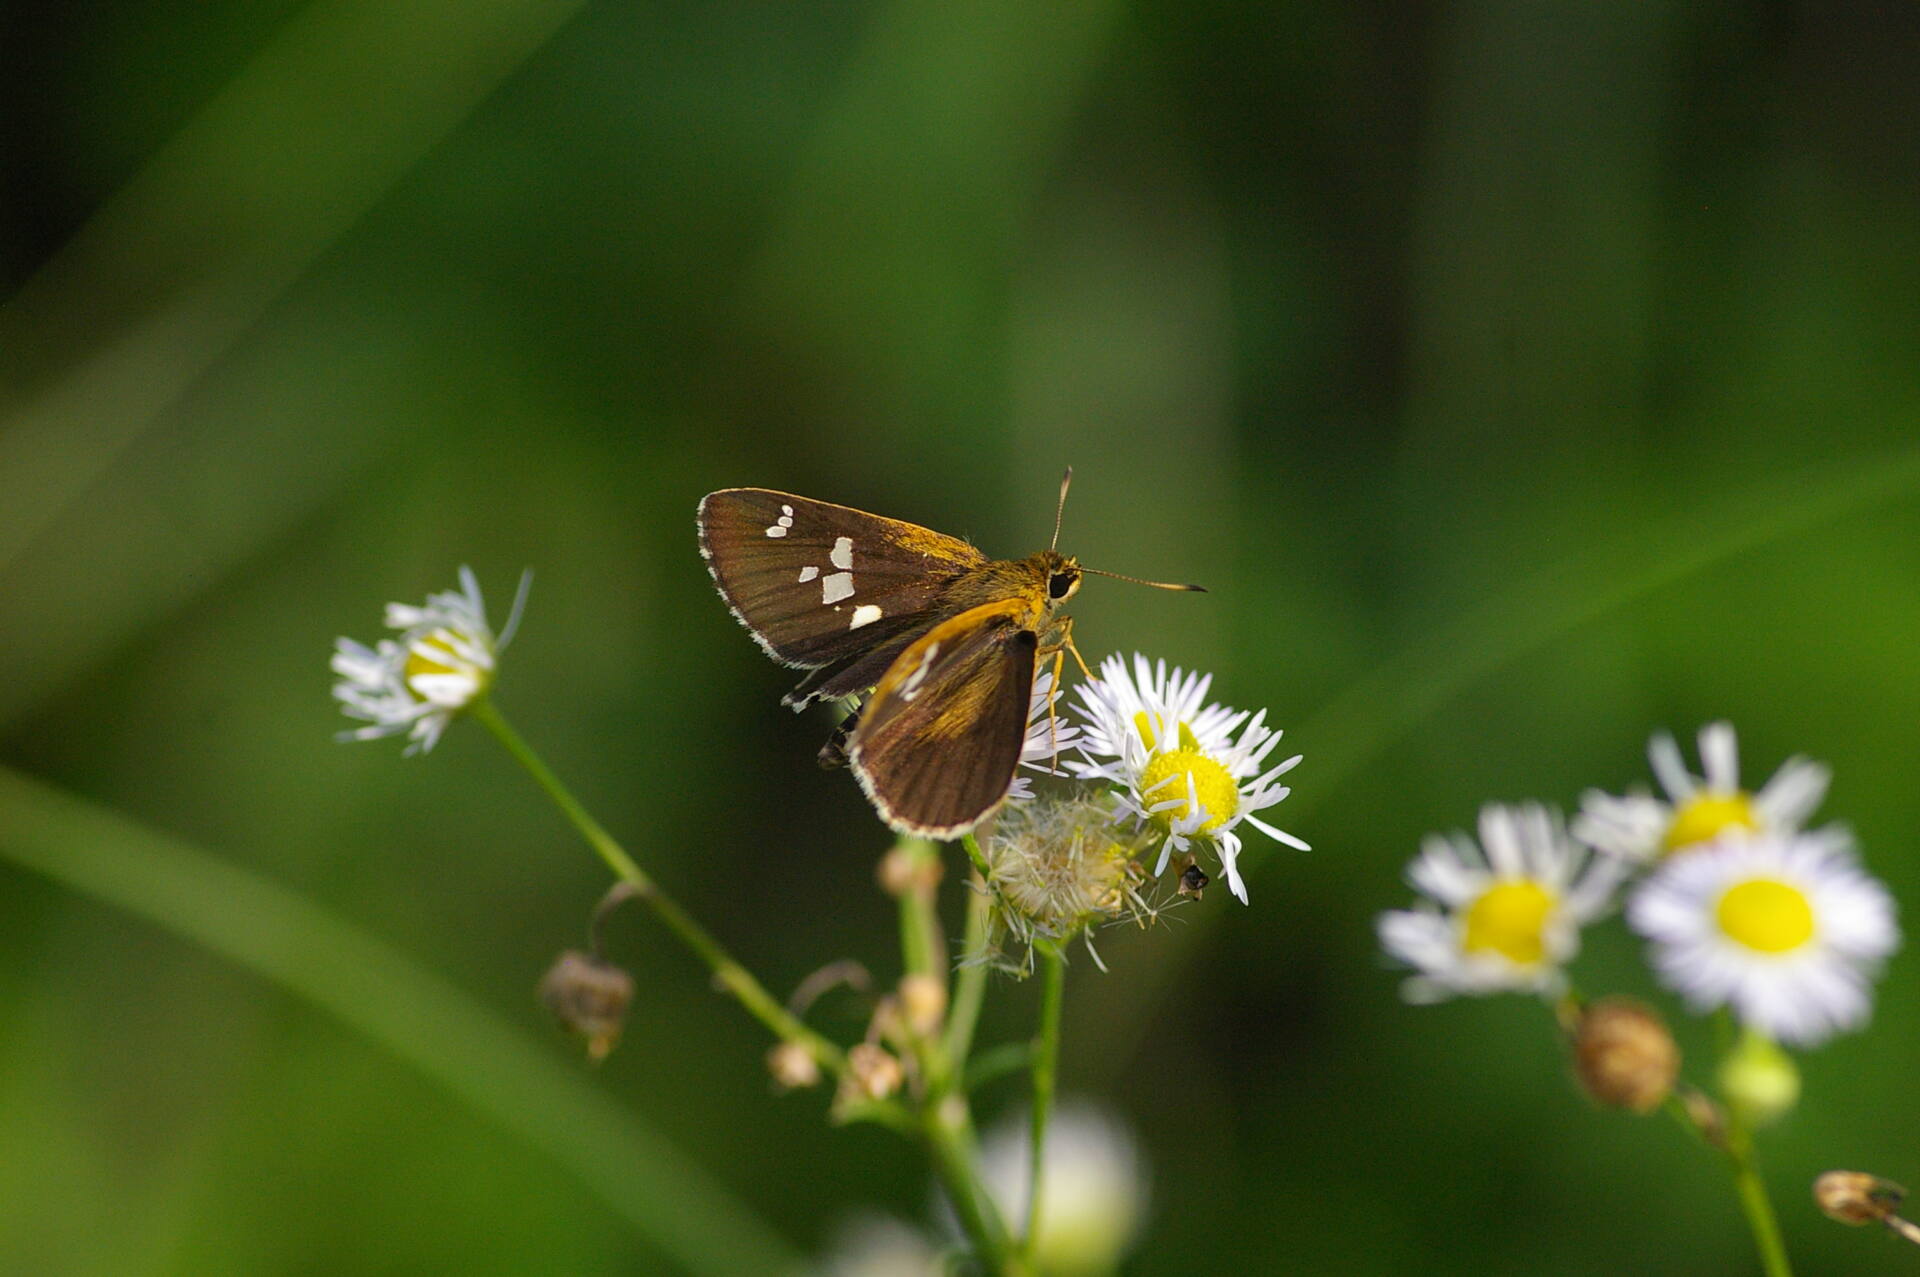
[969,652,1307,977]
[1379,723,1900,1051]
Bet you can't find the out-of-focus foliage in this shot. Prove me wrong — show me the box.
[4,0,1918,1271]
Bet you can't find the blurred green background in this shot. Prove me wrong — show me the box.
[4,0,1919,1272]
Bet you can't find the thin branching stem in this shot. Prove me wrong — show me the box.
[1025,940,1066,1258]
[1724,1115,1793,1277]
[472,698,845,1078]
[946,854,992,1074]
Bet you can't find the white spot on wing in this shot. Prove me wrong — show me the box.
[781,504,794,516]
[798,565,819,583]
[830,537,854,570]
[850,604,882,629]
[900,643,939,700]
[821,572,855,605]
[765,524,787,538]
[766,506,796,538]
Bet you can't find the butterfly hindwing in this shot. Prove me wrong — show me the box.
[849,598,1039,838]
[698,488,987,670]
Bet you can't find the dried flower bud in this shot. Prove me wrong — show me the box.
[1178,861,1210,899]
[1719,1030,1800,1127]
[1815,1171,1907,1226]
[877,844,943,898]
[766,1041,823,1091]
[898,973,948,1040]
[1569,998,1679,1114]
[539,950,634,1062]
[846,1043,904,1101]
[1679,1085,1727,1147]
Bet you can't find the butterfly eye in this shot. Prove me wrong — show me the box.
[1048,570,1079,600]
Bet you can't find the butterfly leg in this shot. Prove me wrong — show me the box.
[1043,645,1066,764]
[1051,615,1096,684]
[1034,617,1097,768]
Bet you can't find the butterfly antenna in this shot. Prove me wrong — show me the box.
[1050,466,1073,552]
[1079,564,1207,592]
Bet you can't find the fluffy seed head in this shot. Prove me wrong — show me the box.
[982,794,1147,954]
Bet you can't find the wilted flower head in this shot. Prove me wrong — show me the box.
[538,950,634,1063]
[976,1101,1148,1277]
[1627,830,1898,1046]
[1574,722,1830,863]
[1569,997,1679,1114]
[980,793,1147,966]
[1378,803,1623,1002]
[1814,1171,1909,1229]
[332,566,530,753]
[1070,653,1305,904]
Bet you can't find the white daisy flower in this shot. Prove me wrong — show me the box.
[1068,653,1305,905]
[1573,721,1830,863]
[1627,832,1899,1046]
[1006,667,1082,803]
[331,566,531,754]
[976,1100,1148,1277]
[1378,803,1624,1003]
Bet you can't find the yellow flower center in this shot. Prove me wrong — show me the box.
[1715,879,1815,954]
[1132,711,1162,751]
[403,632,486,700]
[1663,792,1759,854]
[1137,719,1239,834]
[1461,881,1557,966]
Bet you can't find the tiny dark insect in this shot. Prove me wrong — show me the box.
[698,470,1202,838]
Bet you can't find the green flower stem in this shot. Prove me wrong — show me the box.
[1704,1013,1792,1277]
[962,830,994,879]
[924,1103,1020,1274]
[1024,940,1065,1258]
[894,836,1020,1271]
[0,765,797,1275]
[1724,1119,1792,1277]
[946,865,992,1075]
[896,837,946,988]
[963,1041,1035,1093]
[471,698,844,1078]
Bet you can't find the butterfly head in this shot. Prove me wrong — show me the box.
[1040,551,1083,604]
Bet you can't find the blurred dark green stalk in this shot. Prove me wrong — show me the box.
[0,765,797,1276]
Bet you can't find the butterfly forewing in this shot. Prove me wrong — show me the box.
[849,599,1038,838]
[698,488,986,670]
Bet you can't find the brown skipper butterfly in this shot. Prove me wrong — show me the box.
[697,471,1201,838]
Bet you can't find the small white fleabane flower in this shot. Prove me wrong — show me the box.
[816,1214,942,1277]
[331,566,531,754]
[1627,832,1899,1047]
[1573,721,1830,863]
[1069,653,1305,905]
[1378,803,1624,1003]
[976,1101,1148,1277]
[1006,667,1082,803]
